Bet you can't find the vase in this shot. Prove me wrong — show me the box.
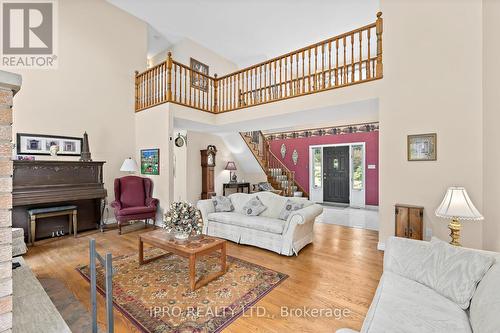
[174,230,190,240]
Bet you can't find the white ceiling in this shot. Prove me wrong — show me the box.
[108,0,380,68]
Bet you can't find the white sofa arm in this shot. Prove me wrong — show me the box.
[287,204,323,225]
[282,204,323,240]
[336,329,359,333]
[196,199,215,234]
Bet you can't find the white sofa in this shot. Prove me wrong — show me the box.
[338,236,500,333]
[197,192,323,256]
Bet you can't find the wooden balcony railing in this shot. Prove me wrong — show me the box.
[135,12,383,113]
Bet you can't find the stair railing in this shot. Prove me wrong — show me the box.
[135,13,383,113]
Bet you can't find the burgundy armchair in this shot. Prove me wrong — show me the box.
[111,176,159,235]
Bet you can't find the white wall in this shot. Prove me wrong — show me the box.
[379,0,484,248]
[9,0,147,203]
[483,0,500,251]
[135,105,174,224]
[151,38,238,76]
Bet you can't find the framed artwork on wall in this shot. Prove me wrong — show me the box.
[16,133,83,156]
[141,148,160,175]
[407,133,437,161]
[190,58,209,92]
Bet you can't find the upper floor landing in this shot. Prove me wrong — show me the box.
[134,12,383,117]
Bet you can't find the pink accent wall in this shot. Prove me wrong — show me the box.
[269,131,379,205]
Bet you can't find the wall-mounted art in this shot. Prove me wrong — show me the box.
[407,133,437,161]
[16,133,82,156]
[292,149,299,165]
[190,58,209,92]
[141,148,160,175]
[280,143,286,159]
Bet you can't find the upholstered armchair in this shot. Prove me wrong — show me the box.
[110,176,159,235]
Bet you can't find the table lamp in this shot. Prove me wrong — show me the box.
[225,161,237,183]
[435,187,483,246]
[120,157,138,174]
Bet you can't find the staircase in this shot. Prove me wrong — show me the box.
[240,131,308,197]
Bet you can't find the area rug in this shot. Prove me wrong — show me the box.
[76,249,287,333]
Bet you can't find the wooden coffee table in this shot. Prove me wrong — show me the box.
[138,229,227,291]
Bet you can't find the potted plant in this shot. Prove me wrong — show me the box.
[163,202,203,240]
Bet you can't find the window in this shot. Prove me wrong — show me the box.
[352,145,364,190]
[312,147,322,188]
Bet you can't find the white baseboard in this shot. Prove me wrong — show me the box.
[377,242,385,251]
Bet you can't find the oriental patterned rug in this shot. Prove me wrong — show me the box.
[77,249,287,333]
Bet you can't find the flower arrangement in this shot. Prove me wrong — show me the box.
[163,201,203,239]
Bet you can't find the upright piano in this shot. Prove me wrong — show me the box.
[13,160,107,242]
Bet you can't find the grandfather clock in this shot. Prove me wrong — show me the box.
[201,145,217,199]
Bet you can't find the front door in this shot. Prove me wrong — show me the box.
[323,146,350,203]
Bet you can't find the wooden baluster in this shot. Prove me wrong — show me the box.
[376,12,383,78]
[314,46,318,90]
[350,34,355,83]
[308,49,311,92]
[261,66,264,103]
[367,28,371,79]
[321,44,324,89]
[295,53,298,95]
[359,31,363,81]
[154,67,157,104]
[301,51,305,94]
[172,64,176,101]
[263,64,267,103]
[167,52,172,102]
[189,69,192,106]
[335,39,339,86]
[328,42,332,88]
[284,56,288,97]
[197,72,200,109]
[234,75,237,109]
[343,36,347,85]
[182,66,186,104]
[273,61,277,99]
[145,70,149,107]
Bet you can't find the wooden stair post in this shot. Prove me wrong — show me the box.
[376,12,383,78]
[167,51,173,101]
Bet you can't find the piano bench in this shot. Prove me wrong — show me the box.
[27,205,78,246]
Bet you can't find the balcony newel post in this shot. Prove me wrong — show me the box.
[134,70,139,111]
[375,11,383,78]
[167,51,173,101]
[213,73,218,113]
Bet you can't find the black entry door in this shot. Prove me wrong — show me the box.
[323,146,350,203]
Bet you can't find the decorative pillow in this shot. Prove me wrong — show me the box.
[415,238,495,309]
[279,199,304,220]
[258,182,273,191]
[212,196,234,212]
[242,196,267,216]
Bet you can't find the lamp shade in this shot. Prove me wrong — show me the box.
[120,158,138,172]
[435,187,483,220]
[225,161,237,171]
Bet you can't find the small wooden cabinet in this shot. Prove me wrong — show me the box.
[395,204,424,240]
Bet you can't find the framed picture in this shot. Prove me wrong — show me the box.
[407,133,437,161]
[16,133,83,156]
[141,148,160,175]
[190,58,209,92]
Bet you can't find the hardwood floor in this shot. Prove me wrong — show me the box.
[24,223,383,333]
